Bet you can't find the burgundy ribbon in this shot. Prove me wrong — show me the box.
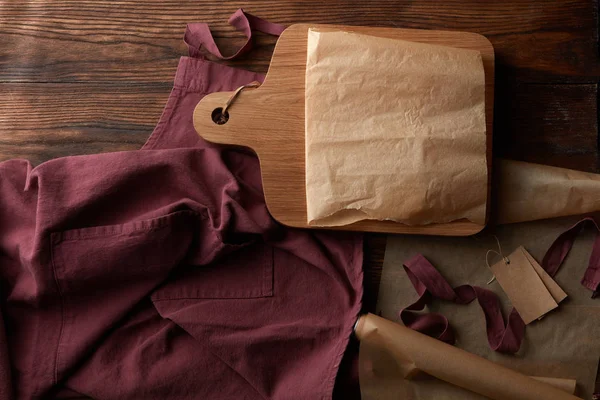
[184,9,286,59]
[401,217,600,353]
[401,254,525,353]
[542,217,600,298]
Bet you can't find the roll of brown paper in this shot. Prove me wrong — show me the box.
[530,377,577,394]
[495,158,600,224]
[354,313,582,400]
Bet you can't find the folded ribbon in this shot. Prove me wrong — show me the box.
[400,254,526,353]
[542,217,600,298]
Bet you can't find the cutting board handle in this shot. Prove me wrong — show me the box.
[194,87,288,154]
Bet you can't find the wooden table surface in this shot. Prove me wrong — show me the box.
[0,1,598,314]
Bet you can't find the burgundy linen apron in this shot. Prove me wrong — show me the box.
[0,10,363,399]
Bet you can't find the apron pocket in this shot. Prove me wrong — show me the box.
[151,243,274,300]
[50,210,202,379]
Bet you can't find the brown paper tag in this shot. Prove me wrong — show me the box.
[522,248,568,304]
[490,246,565,324]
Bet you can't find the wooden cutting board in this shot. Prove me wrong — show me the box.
[193,24,494,235]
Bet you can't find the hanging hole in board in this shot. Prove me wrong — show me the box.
[211,107,229,125]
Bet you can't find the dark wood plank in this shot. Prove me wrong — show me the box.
[0,1,597,82]
[0,83,169,164]
[362,234,387,312]
[495,83,599,172]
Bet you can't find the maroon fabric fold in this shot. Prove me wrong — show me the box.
[0,10,363,400]
[542,217,600,298]
[400,254,525,353]
[184,8,286,59]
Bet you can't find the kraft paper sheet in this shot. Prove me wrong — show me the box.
[373,217,600,399]
[305,29,488,226]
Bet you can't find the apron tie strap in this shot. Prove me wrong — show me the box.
[184,8,286,59]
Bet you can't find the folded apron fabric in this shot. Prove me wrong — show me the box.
[0,10,364,399]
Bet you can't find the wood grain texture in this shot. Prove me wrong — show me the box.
[362,234,387,312]
[0,83,169,164]
[194,24,495,235]
[0,1,598,82]
[0,1,598,317]
[495,83,599,172]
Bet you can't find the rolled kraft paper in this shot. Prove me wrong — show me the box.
[531,377,577,395]
[354,314,582,400]
[496,158,600,224]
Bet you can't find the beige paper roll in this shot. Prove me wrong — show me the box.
[355,313,582,400]
[531,377,577,394]
[496,158,600,224]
